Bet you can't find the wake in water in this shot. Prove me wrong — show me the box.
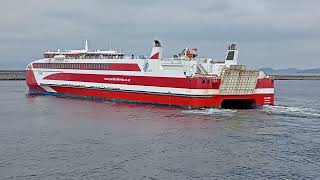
[261,105,320,118]
[182,105,320,119]
[182,108,237,116]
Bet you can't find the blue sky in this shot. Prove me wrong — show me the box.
[1,0,319,69]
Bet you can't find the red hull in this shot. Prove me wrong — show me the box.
[27,85,274,108]
[26,70,274,108]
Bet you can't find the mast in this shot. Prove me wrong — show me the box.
[85,40,88,51]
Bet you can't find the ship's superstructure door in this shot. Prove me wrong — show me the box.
[218,65,259,95]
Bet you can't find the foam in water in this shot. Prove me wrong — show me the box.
[262,105,320,118]
[182,108,237,116]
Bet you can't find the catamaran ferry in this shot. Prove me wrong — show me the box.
[26,40,274,108]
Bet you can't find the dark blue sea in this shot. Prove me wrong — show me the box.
[0,81,319,179]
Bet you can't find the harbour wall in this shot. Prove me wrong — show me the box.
[269,75,320,80]
[0,70,320,80]
[0,70,26,80]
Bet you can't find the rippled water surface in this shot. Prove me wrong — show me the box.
[0,81,320,179]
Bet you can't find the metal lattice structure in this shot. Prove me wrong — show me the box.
[219,65,259,95]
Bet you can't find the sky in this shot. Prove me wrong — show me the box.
[1,0,320,69]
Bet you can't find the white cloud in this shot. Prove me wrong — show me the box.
[0,0,319,68]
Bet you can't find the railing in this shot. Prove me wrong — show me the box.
[196,63,208,74]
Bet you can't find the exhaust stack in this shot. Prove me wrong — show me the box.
[150,40,162,60]
[225,44,239,67]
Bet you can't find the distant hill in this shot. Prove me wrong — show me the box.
[260,68,300,75]
[260,68,320,75]
[297,68,320,73]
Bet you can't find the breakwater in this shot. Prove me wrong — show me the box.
[270,75,320,80]
[0,70,26,80]
[1,70,320,80]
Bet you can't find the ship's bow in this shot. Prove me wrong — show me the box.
[26,67,45,93]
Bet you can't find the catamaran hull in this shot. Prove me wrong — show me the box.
[26,70,274,108]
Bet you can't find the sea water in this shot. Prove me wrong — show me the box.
[0,81,319,179]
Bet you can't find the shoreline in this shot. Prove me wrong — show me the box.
[0,70,26,80]
[1,70,320,80]
[269,75,320,80]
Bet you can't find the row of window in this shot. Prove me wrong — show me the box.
[65,55,124,59]
[44,54,124,59]
[33,63,109,70]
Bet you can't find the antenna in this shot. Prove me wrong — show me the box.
[85,40,88,51]
[109,40,112,50]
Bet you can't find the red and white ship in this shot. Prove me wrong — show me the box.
[26,40,274,108]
